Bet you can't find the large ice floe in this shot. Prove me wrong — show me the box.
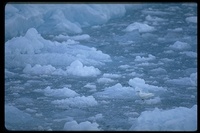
[5,3,197,131]
[5,28,111,68]
[129,105,197,131]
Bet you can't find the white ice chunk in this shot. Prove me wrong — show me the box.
[134,54,156,62]
[5,105,33,126]
[169,41,190,50]
[124,22,155,33]
[128,77,165,92]
[43,86,79,98]
[180,51,197,58]
[102,73,121,78]
[145,15,167,22]
[84,83,97,90]
[52,95,98,108]
[97,77,115,84]
[5,28,44,54]
[63,120,100,131]
[130,105,197,131]
[94,83,136,99]
[185,16,197,23]
[165,73,197,87]
[66,60,101,77]
[54,34,90,42]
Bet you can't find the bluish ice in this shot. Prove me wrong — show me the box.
[5,3,197,131]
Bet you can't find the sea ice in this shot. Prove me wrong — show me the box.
[43,86,79,98]
[185,16,197,23]
[128,77,165,92]
[52,95,98,109]
[66,60,101,77]
[124,22,155,33]
[63,120,100,130]
[129,105,197,131]
[169,41,190,50]
[134,54,156,62]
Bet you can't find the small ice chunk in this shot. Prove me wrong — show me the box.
[128,77,165,92]
[130,105,197,131]
[185,16,197,23]
[52,96,98,108]
[97,77,115,84]
[124,22,155,33]
[145,15,167,22]
[43,86,79,98]
[134,54,156,62]
[63,120,100,131]
[102,73,121,78]
[67,60,101,77]
[84,83,96,90]
[169,41,190,50]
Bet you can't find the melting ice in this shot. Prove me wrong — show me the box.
[5,3,197,131]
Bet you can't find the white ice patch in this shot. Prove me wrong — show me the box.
[5,28,44,54]
[23,64,65,75]
[145,15,167,22]
[43,86,79,98]
[66,60,101,77]
[84,83,97,90]
[5,105,33,126]
[185,16,197,23]
[94,83,136,99]
[52,95,98,108]
[169,41,190,50]
[149,67,167,75]
[54,34,90,42]
[165,72,197,87]
[102,73,121,78]
[63,120,100,131]
[5,28,111,68]
[129,105,197,131]
[134,54,156,62]
[124,22,155,33]
[97,77,115,84]
[128,77,165,92]
[180,51,197,58]
[5,4,127,39]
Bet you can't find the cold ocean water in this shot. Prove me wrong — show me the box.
[5,3,197,131]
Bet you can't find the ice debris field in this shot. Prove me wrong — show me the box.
[5,3,197,131]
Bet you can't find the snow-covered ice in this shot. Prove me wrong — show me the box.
[124,22,155,33]
[129,105,197,131]
[5,3,197,131]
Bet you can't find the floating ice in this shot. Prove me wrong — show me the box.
[180,51,197,58]
[169,41,190,50]
[145,15,167,22]
[102,73,121,78]
[5,105,33,129]
[130,105,197,131]
[124,22,155,33]
[63,120,100,131]
[54,34,90,42]
[52,95,98,108]
[134,54,156,62]
[165,72,197,87]
[185,16,197,23]
[128,77,165,92]
[5,4,128,40]
[5,28,111,68]
[43,86,79,98]
[94,83,136,99]
[66,60,101,77]
[97,77,115,84]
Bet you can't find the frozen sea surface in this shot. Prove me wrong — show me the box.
[5,3,197,131]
